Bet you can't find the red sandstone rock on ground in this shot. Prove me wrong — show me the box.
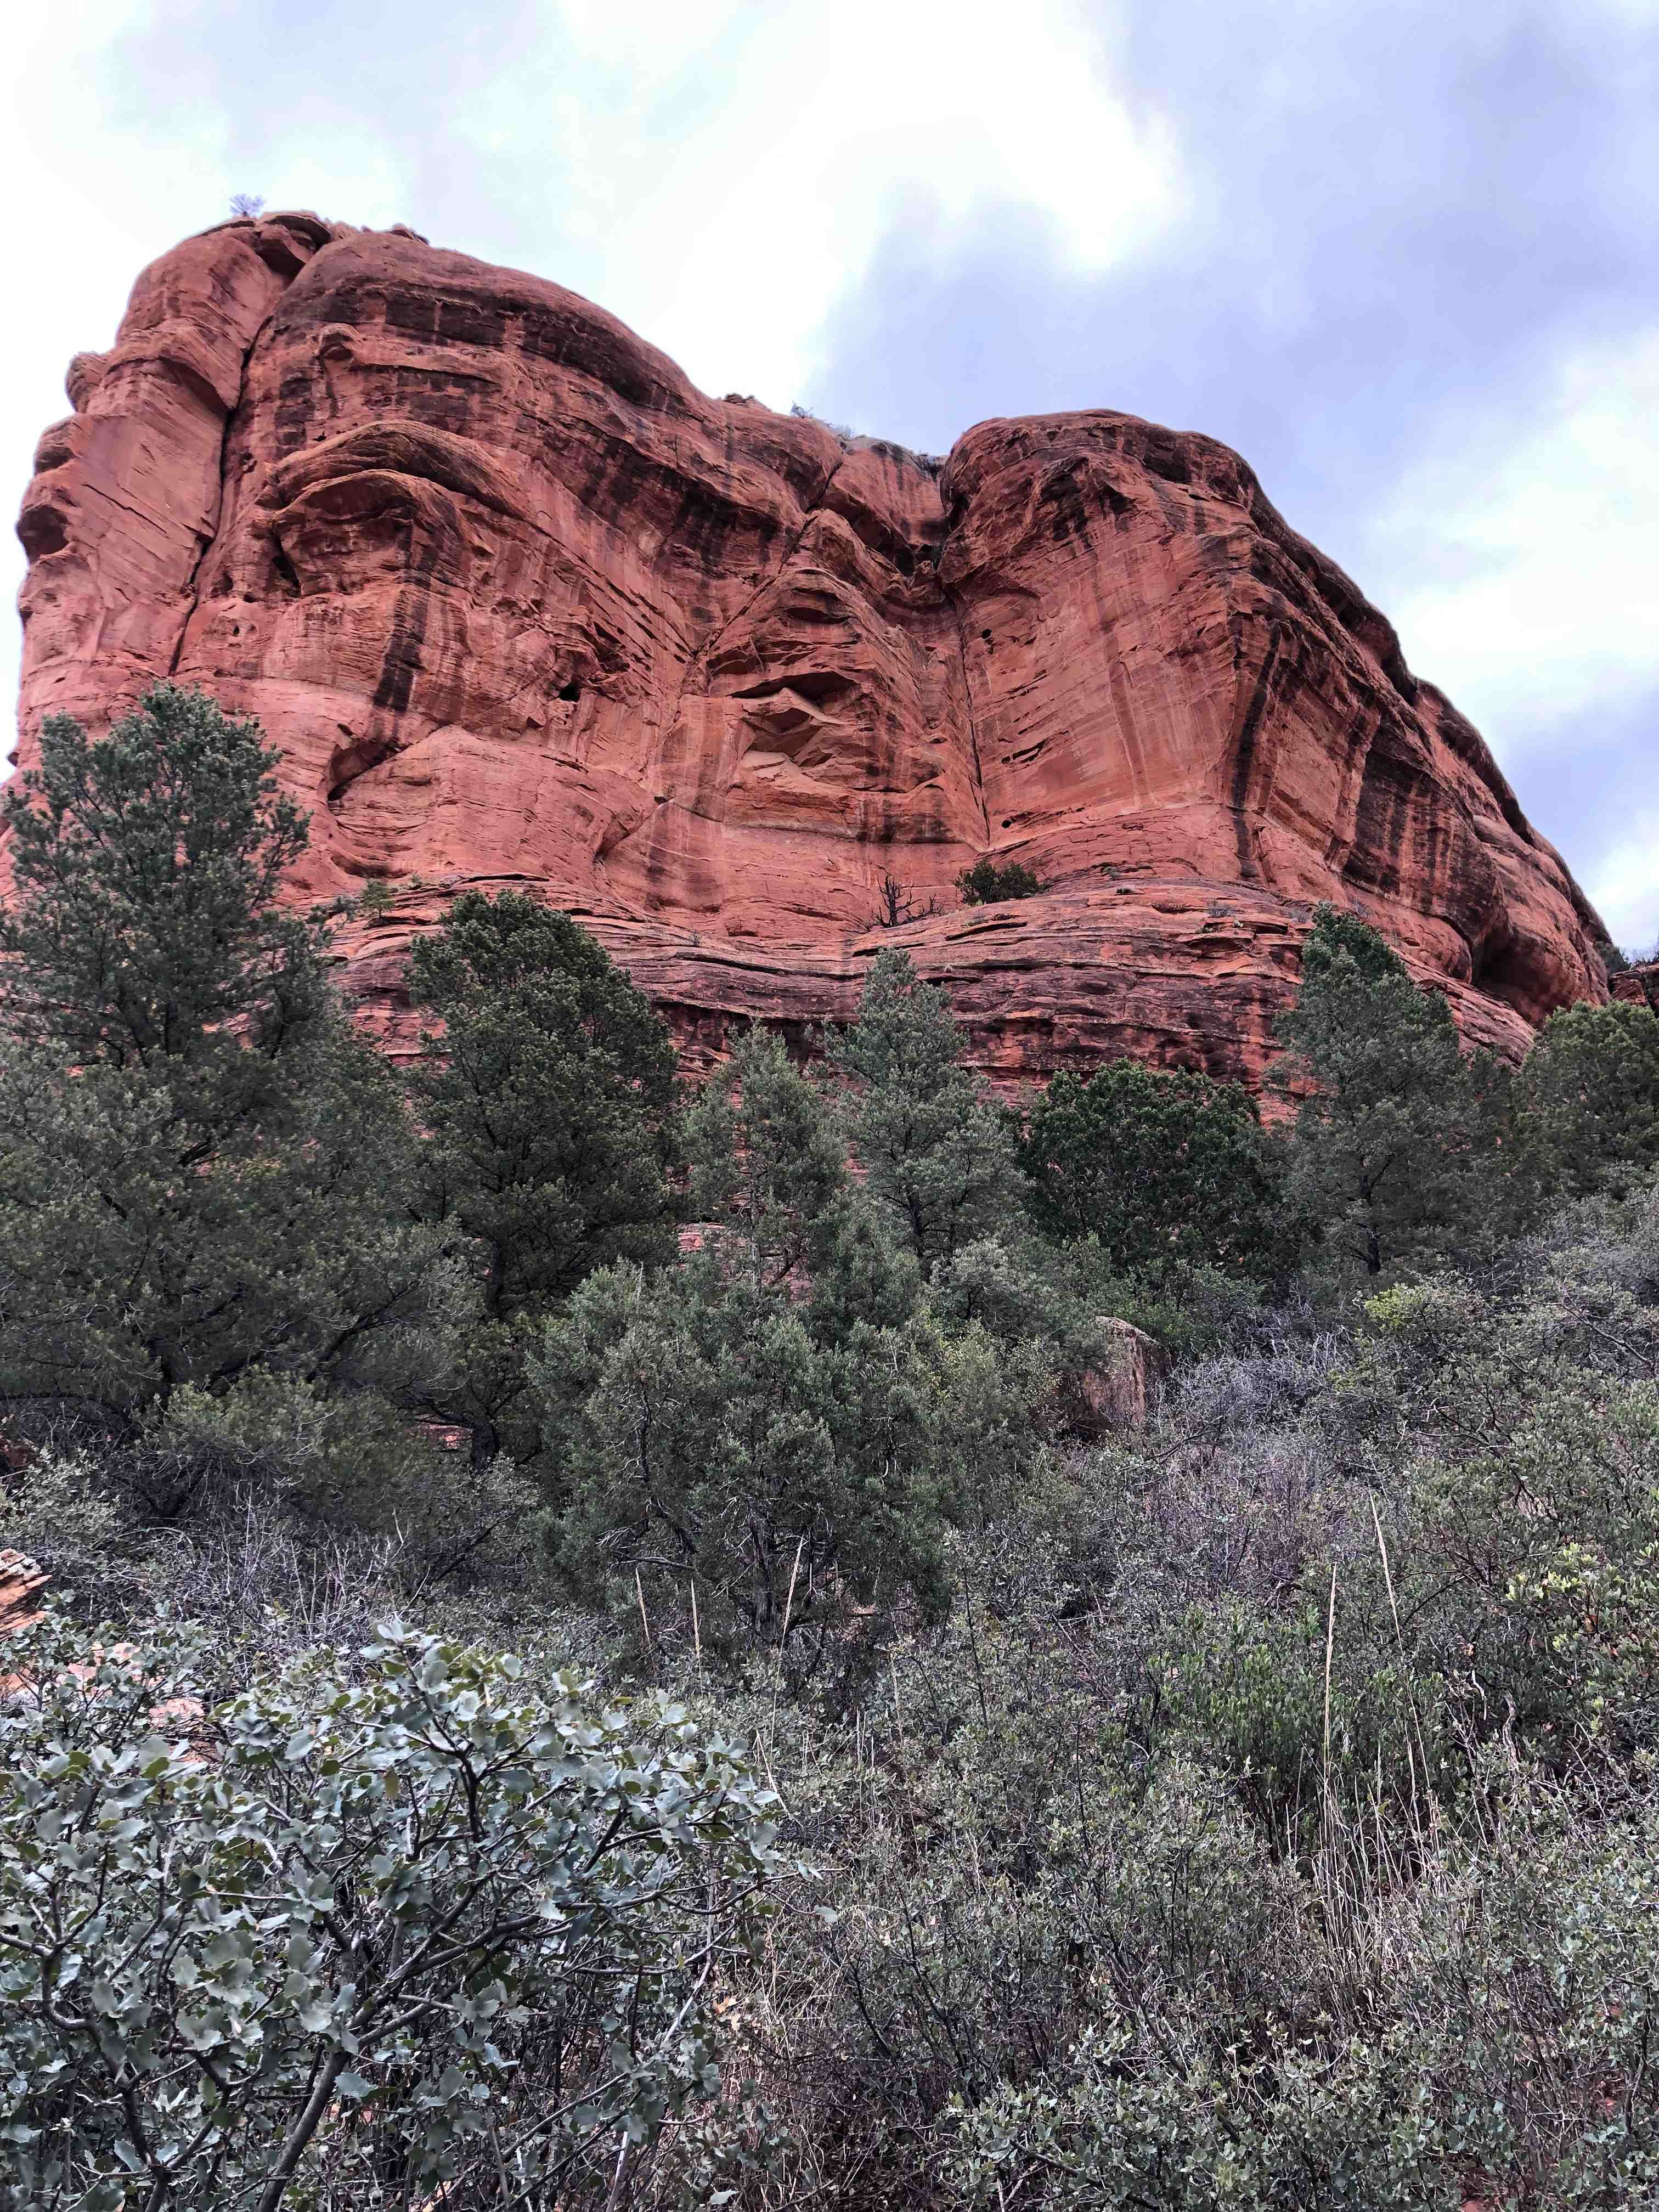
[0,1549,49,1637]
[10,215,1612,1085]
[1068,1318,1169,1435]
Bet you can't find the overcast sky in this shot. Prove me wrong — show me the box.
[5,0,1656,946]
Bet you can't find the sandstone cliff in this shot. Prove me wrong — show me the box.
[12,213,1611,1082]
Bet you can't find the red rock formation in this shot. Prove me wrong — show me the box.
[11,214,1611,1085]
[1612,964,1659,1015]
[0,1549,49,1638]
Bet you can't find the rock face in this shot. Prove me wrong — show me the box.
[12,214,1611,1083]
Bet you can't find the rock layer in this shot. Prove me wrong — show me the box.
[12,214,1610,1082]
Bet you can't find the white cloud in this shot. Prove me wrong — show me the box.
[0,0,1175,744]
[1374,329,1659,749]
[461,0,1179,409]
[1588,814,1659,953]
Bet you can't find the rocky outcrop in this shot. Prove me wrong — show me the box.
[1612,964,1659,1015]
[1069,1318,1169,1436]
[0,1550,48,1638]
[12,215,1611,1084]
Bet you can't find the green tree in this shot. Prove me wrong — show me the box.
[407,891,680,1464]
[0,687,438,1428]
[1019,1059,1285,1279]
[957,857,1043,905]
[532,1029,1035,1666]
[1510,998,1659,1205]
[1273,905,1496,1278]
[0,685,323,1080]
[830,950,1025,1271]
[0,1612,780,2211]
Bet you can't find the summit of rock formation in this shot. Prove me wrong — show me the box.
[11,213,1611,1082]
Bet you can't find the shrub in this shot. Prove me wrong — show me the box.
[956,857,1043,906]
[0,1614,781,2210]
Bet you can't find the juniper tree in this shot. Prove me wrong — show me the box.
[0,686,438,1428]
[828,950,1025,1271]
[1274,905,1497,1278]
[532,1029,1039,1669]
[1019,1058,1285,1280]
[1510,998,1659,1207]
[407,891,680,1464]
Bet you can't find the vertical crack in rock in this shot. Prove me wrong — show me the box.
[168,304,280,678]
[938,566,993,850]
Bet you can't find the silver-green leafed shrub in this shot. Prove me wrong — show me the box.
[0,1613,782,2210]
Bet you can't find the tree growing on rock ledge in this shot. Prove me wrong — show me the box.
[957,857,1043,906]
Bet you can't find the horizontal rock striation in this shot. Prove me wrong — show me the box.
[11,214,1611,1084]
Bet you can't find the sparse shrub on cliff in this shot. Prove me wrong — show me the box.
[956,856,1044,905]
[870,871,939,928]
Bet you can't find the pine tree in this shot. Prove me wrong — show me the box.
[828,950,1024,1270]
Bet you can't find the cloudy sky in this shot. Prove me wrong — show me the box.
[5,0,1657,945]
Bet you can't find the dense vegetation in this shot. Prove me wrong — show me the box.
[4,688,1659,2208]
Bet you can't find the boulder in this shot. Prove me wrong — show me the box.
[1071,1317,1170,1436]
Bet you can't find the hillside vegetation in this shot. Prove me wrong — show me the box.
[3,689,1659,2209]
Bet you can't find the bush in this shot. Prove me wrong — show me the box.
[1510,997,1659,1206]
[0,1614,782,2210]
[1020,1060,1288,1282]
[956,857,1043,906]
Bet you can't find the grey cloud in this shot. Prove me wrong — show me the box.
[810,3,1659,938]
